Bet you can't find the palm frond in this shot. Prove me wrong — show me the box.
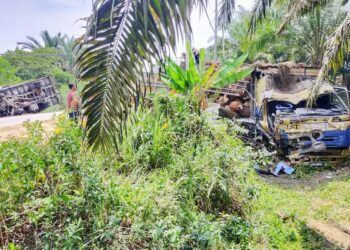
[40,30,63,48]
[248,0,274,35]
[76,0,207,150]
[41,30,53,47]
[17,36,42,50]
[58,35,77,73]
[218,0,235,28]
[16,42,36,50]
[26,36,42,48]
[278,0,331,34]
[310,11,350,102]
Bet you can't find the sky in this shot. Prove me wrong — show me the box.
[188,0,254,51]
[0,0,254,54]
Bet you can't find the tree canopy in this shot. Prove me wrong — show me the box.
[206,2,346,65]
[0,48,74,86]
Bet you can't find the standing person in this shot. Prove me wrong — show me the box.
[180,52,187,70]
[66,83,79,121]
[192,48,199,65]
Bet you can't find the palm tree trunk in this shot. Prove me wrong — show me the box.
[222,13,227,60]
[186,7,192,69]
[222,32,225,59]
[214,0,218,61]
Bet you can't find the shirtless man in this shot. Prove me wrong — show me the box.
[66,83,79,120]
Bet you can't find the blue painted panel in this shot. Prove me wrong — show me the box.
[318,128,350,148]
[278,128,350,149]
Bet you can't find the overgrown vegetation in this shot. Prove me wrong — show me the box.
[0,94,261,249]
[2,0,350,248]
[2,93,348,249]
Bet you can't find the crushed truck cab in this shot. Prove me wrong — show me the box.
[253,65,350,163]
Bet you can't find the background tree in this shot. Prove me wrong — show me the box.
[292,2,346,66]
[207,6,292,62]
[206,6,249,60]
[248,0,350,96]
[17,30,63,50]
[208,2,345,65]
[13,30,78,85]
[58,35,77,74]
[1,48,74,85]
[213,0,236,60]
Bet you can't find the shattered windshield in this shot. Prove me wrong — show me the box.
[269,92,349,118]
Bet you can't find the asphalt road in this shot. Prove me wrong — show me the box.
[0,112,63,128]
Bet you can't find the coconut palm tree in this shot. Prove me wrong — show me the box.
[17,30,63,50]
[58,35,77,74]
[293,3,345,66]
[213,0,236,60]
[249,0,350,97]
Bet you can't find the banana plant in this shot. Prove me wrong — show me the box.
[162,44,252,113]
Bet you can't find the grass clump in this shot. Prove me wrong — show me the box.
[0,93,260,249]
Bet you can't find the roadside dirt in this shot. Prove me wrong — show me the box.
[261,165,350,190]
[307,220,350,250]
[0,120,56,142]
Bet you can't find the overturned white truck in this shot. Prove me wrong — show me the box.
[0,77,61,117]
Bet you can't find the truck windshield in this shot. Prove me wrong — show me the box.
[268,93,349,118]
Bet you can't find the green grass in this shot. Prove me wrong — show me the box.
[250,176,350,249]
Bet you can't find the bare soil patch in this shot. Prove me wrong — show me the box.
[307,220,350,250]
[0,120,56,142]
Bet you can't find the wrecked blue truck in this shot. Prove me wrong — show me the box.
[217,63,350,164]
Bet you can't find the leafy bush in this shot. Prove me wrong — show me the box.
[0,94,260,249]
[0,58,21,86]
[52,68,75,86]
